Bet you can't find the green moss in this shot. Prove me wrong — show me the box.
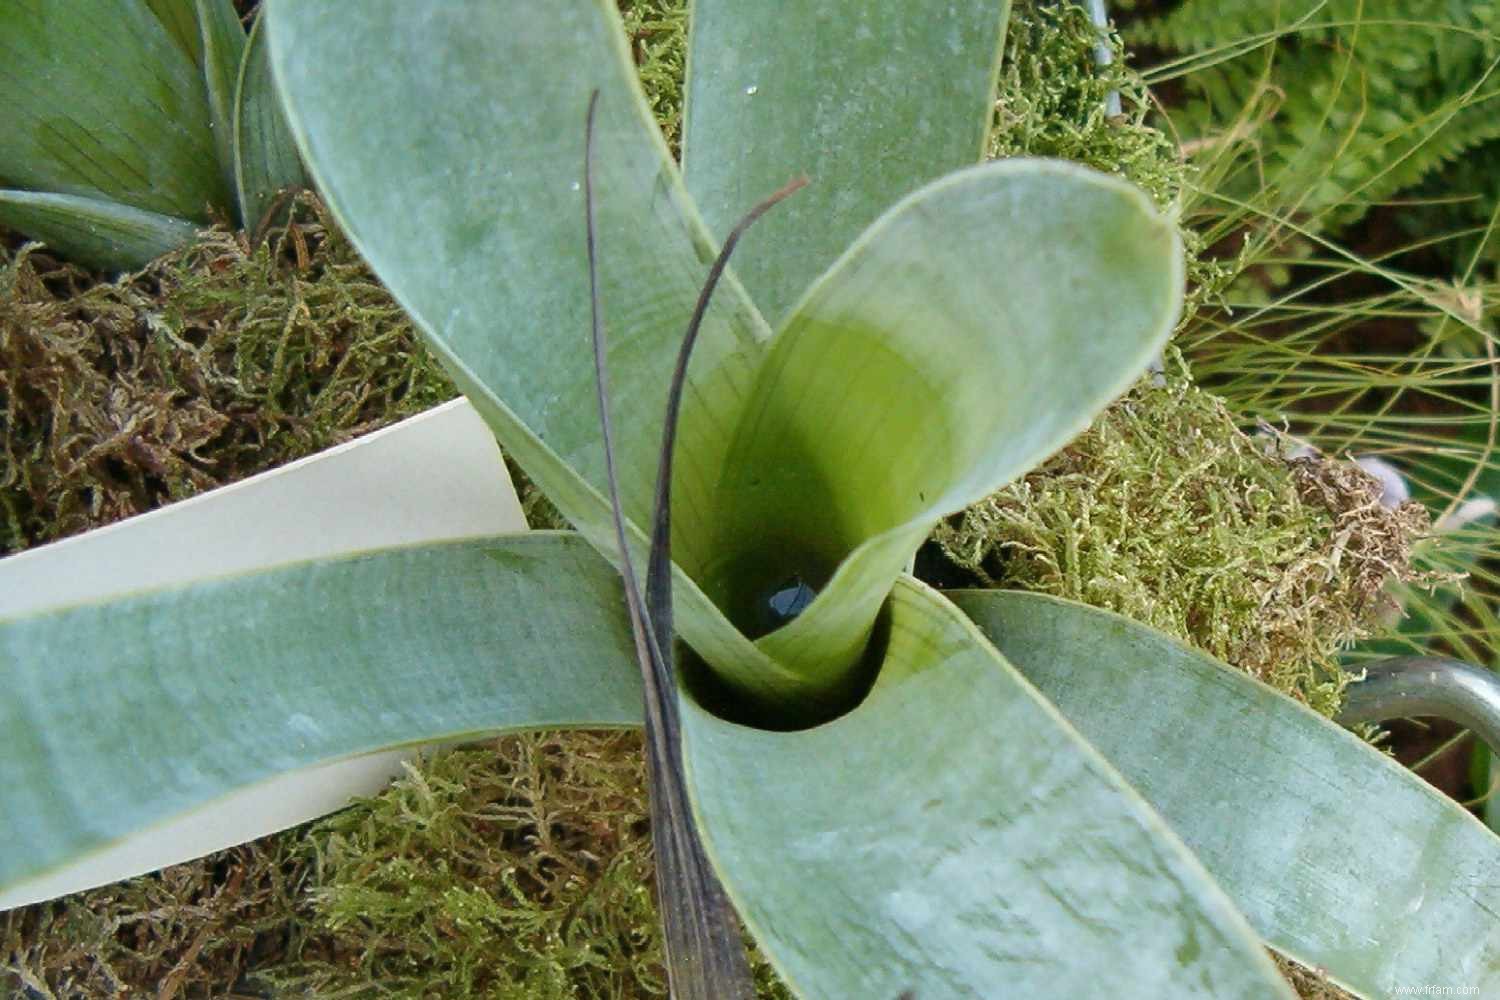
[993,1,1233,323]
[994,2,1180,206]
[252,733,791,999]
[618,0,689,156]
[0,195,458,556]
[933,352,1434,717]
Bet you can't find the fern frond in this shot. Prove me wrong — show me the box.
[1138,1,1500,238]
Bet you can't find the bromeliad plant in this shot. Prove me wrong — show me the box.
[4,2,1500,996]
[0,0,306,269]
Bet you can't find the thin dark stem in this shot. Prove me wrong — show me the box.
[643,173,807,653]
[583,92,659,688]
[584,89,759,1000]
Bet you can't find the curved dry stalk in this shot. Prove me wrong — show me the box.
[583,89,801,999]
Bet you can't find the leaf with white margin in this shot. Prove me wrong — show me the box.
[0,400,523,907]
[1,534,641,903]
[955,588,1500,999]
[683,577,1293,998]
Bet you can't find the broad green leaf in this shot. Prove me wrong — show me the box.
[232,10,307,232]
[195,0,248,205]
[0,190,199,271]
[0,533,642,895]
[0,400,525,907]
[683,0,1009,324]
[682,577,1293,998]
[712,160,1181,692]
[0,0,227,221]
[955,589,1500,998]
[147,0,203,62]
[266,0,764,553]
[266,0,807,706]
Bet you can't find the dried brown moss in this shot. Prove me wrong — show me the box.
[3,835,325,998]
[1274,952,1361,1000]
[933,353,1435,717]
[0,196,457,556]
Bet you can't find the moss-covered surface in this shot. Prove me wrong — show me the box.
[993,2,1180,205]
[263,734,790,1000]
[3,734,789,999]
[619,0,689,157]
[0,196,457,557]
[266,734,667,998]
[934,351,1435,717]
[992,0,1232,324]
[0,3,1425,999]
[4,828,321,998]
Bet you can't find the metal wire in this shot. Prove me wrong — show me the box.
[1339,657,1500,757]
[1040,0,1119,116]
[1085,0,1123,117]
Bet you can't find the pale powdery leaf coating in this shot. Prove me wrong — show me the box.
[0,535,643,889]
[957,590,1500,998]
[684,0,1008,324]
[685,579,1292,999]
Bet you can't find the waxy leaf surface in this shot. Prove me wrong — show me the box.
[267,0,799,703]
[0,534,641,893]
[956,589,1500,998]
[268,0,1183,717]
[683,0,1009,324]
[0,400,525,908]
[233,11,307,231]
[0,190,200,271]
[195,0,248,203]
[683,577,1293,998]
[0,0,226,221]
[721,160,1182,691]
[147,0,204,62]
